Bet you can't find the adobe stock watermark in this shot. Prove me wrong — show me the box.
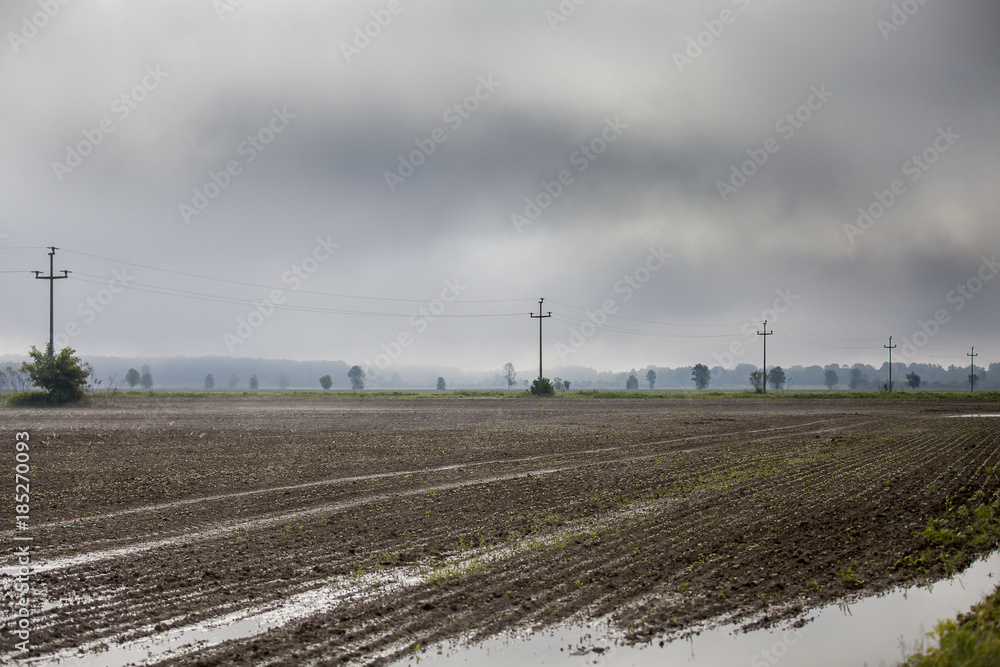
[673,0,754,73]
[384,75,502,193]
[877,0,931,41]
[750,624,810,666]
[895,254,998,362]
[9,430,33,654]
[51,65,169,183]
[213,0,245,22]
[511,116,629,234]
[363,278,467,381]
[545,0,587,31]
[555,246,672,363]
[717,85,834,203]
[843,126,959,246]
[180,107,296,225]
[341,0,413,64]
[7,0,72,54]
[223,236,340,354]
[53,268,135,349]
[713,288,800,368]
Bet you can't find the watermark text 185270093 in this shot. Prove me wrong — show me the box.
[9,431,34,653]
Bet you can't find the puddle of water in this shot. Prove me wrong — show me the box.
[15,569,423,666]
[10,552,998,666]
[394,551,1000,667]
[948,414,1000,418]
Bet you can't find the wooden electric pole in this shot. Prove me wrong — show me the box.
[33,247,69,359]
[757,320,772,393]
[969,346,978,393]
[884,336,897,392]
[530,298,551,381]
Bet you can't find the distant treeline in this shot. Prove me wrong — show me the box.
[1,356,995,391]
[558,362,1000,391]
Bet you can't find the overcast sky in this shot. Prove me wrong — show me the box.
[1,0,998,376]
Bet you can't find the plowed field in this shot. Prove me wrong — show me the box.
[2,395,1000,665]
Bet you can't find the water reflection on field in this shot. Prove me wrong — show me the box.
[396,551,1000,667]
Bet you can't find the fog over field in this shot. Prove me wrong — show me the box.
[1,1,998,375]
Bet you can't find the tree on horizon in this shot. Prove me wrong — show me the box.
[348,365,365,391]
[768,367,786,391]
[140,364,153,389]
[691,364,711,390]
[502,362,516,389]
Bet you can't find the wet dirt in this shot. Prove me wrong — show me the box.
[2,394,999,665]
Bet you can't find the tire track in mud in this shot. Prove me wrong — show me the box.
[6,417,860,577]
[17,500,678,666]
[29,410,992,664]
[214,415,1000,664]
[2,415,879,665]
[5,415,846,536]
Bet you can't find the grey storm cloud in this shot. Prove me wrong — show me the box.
[0,0,997,374]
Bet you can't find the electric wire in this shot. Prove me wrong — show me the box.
[67,274,524,319]
[5,247,992,364]
[61,249,531,305]
[546,299,742,328]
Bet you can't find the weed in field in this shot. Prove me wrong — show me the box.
[455,533,485,551]
[922,500,1000,552]
[426,558,484,585]
[837,565,864,589]
[921,519,961,546]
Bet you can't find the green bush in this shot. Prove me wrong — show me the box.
[529,377,555,396]
[20,345,92,405]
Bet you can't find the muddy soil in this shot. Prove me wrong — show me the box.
[2,395,999,665]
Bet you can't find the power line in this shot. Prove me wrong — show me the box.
[547,299,741,328]
[67,274,524,319]
[61,248,529,305]
[551,314,737,339]
[772,332,874,351]
[7,247,994,371]
[781,325,885,344]
[59,249,965,353]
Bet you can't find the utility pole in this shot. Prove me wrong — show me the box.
[968,346,978,393]
[33,246,69,359]
[757,320,773,394]
[884,336,897,393]
[529,298,551,381]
